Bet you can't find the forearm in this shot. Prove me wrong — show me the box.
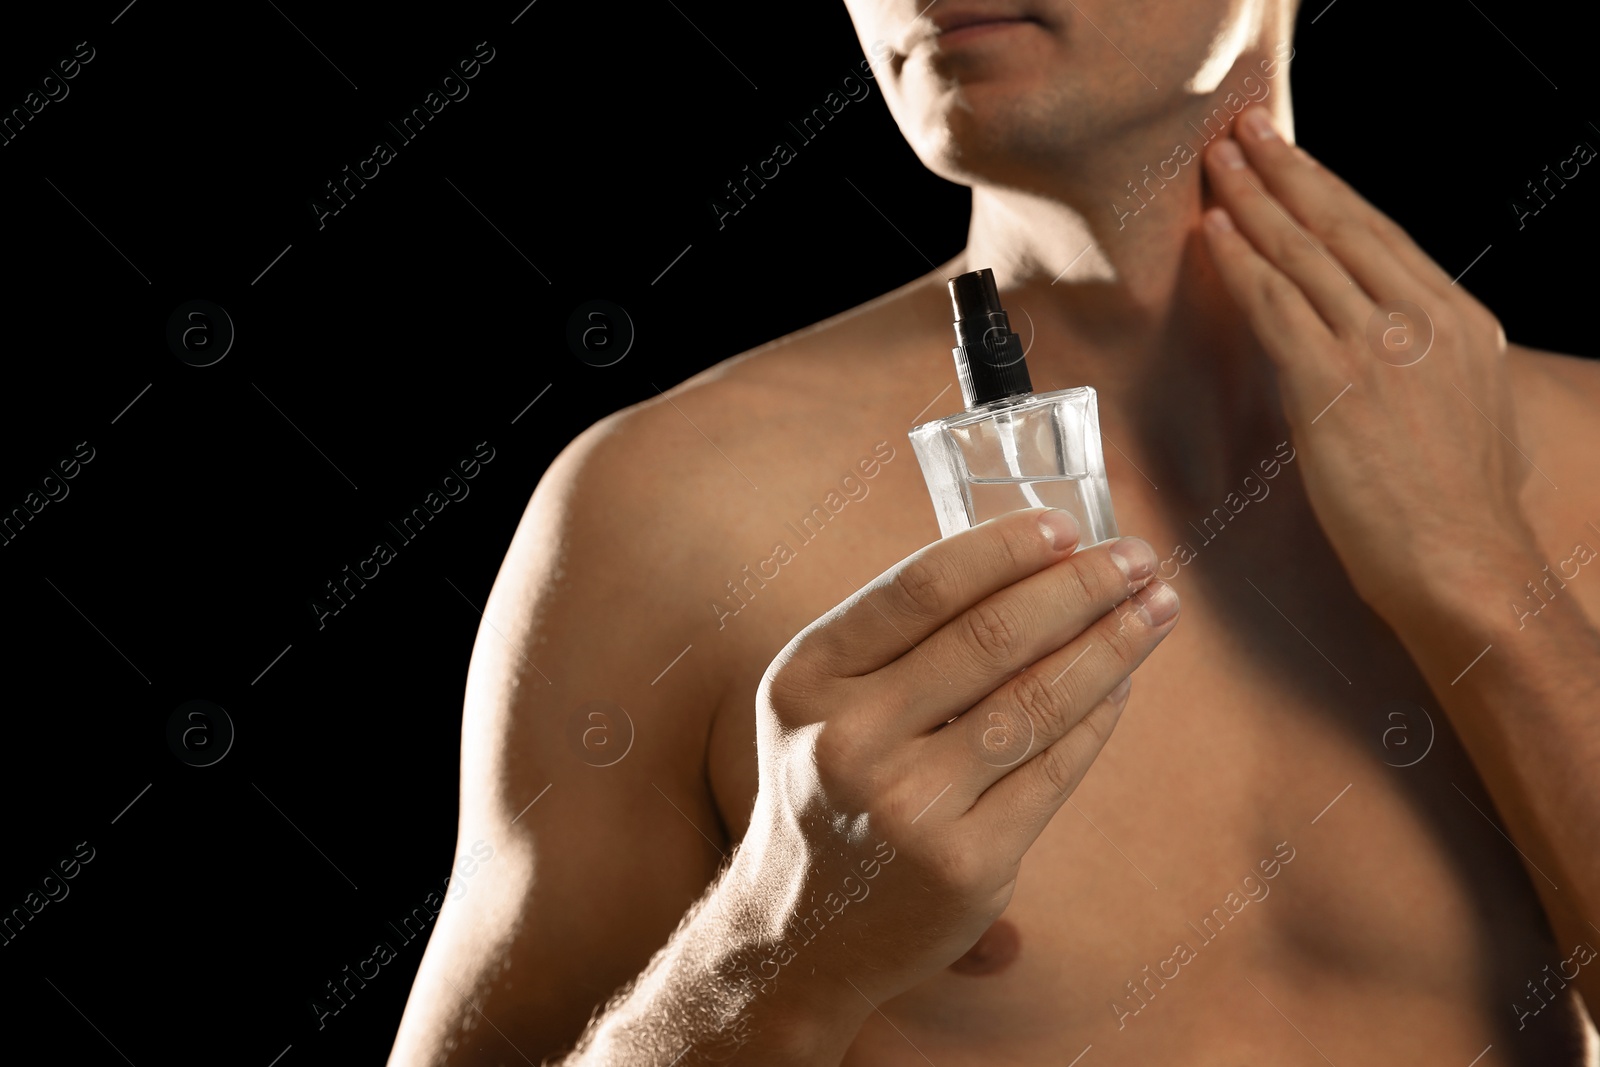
[1381,542,1600,1010]
[556,866,873,1067]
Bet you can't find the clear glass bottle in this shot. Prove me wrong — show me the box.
[909,269,1118,546]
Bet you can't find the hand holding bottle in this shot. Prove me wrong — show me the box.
[730,507,1178,1017]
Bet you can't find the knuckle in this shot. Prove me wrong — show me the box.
[760,639,837,726]
[1102,599,1149,656]
[963,600,1022,665]
[781,614,830,664]
[1058,555,1104,609]
[878,779,941,840]
[1363,216,1395,246]
[1034,743,1081,796]
[760,649,808,711]
[1484,312,1507,351]
[1039,698,1122,795]
[1369,212,1408,246]
[1096,601,1151,665]
[758,664,801,724]
[1259,270,1302,311]
[1078,693,1123,750]
[812,721,864,795]
[1322,216,1361,250]
[994,513,1044,569]
[1010,668,1070,738]
[927,840,984,893]
[892,555,954,619]
[1280,239,1327,278]
[1463,303,1504,349]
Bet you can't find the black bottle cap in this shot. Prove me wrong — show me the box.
[948,268,1032,408]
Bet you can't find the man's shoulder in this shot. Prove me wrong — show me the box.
[1506,342,1600,546]
[1511,341,1600,382]
[554,268,948,493]
[642,262,954,439]
[522,266,953,598]
[1508,343,1600,427]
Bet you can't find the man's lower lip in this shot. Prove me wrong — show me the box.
[936,19,1036,45]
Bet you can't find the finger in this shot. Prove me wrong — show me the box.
[802,507,1084,677]
[965,686,1127,843]
[948,577,1179,813]
[861,535,1160,733]
[1200,203,1342,384]
[1205,136,1373,339]
[1232,105,1456,300]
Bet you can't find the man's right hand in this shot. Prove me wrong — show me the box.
[727,507,1178,1011]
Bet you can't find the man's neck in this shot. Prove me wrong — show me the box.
[954,55,1298,500]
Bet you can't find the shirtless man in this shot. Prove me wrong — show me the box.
[388,0,1600,1062]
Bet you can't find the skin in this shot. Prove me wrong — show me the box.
[388,0,1600,1063]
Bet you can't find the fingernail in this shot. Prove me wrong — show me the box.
[1039,509,1080,552]
[1108,676,1133,704]
[1213,139,1246,170]
[1242,108,1278,141]
[1204,206,1234,233]
[1136,580,1180,627]
[1109,537,1156,583]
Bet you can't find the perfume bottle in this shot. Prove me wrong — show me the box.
[909,268,1119,546]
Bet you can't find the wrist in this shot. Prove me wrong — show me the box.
[775,958,878,1063]
[697,867,874,1065]
[731,969,874,1066]
[1369,532,1546,636]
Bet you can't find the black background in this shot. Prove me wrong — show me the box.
[0,1,1593,1064]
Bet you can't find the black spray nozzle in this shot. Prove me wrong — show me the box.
[947,268,1032,408]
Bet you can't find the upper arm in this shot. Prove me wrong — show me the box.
[387,403,738,1066]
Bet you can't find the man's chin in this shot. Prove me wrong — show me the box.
[911,133,1034,193]
[906,96,1074,177]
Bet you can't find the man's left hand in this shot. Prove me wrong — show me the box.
[1200,104,1543,621]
